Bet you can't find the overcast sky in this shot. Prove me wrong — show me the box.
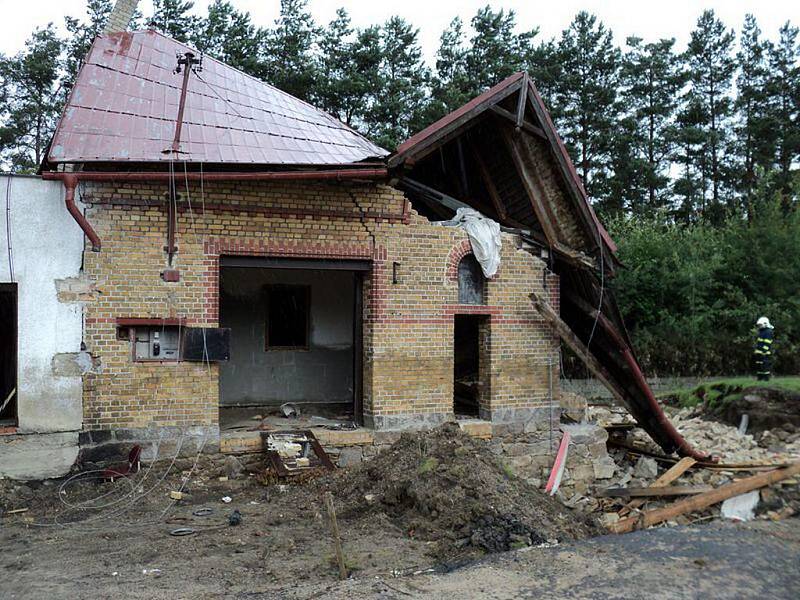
[1,0,798,61]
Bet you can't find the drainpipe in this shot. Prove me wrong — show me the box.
[62,174,102,252]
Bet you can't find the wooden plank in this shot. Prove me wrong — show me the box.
[515,73,529,128]
[599,485,712,498]
[610,462,800,534]
[502,128,559,245]
[467,139,507,220]
[491,105,546,139]
[323,492,348,580]
[619,457,697,516]
[389,79,523,168]
[529,291,631,412]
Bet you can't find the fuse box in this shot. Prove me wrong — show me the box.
[133,327,180,361]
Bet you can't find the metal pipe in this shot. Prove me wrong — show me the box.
[62,174,102,251]
[170,52,196,154]
[42,168,388,184]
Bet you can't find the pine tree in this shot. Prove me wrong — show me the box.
[151,0,199,43]
[735,15,775,211]
[262,0,320,101]
[424,18,471,123]
[618,37,684,215]
[63,0,113,79]
[673,96,707,223]
[315,11,382,128]
[550,12,621,212]
[767,22,800,207]
[193,0,265,76]
[684,10,736,220]
[465,7,536,93]
[367,17,429,150]
[0,25,63,171]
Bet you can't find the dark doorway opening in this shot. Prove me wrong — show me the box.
[454,314,487,418]
[0,283,17,426]
[218,257,367,431]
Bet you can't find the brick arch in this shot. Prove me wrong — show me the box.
[446,239,474,282]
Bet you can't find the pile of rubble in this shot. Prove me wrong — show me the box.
[555,403,800,529]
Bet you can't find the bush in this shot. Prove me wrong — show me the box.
[608,201,800,376]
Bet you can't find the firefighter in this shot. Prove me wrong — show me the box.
[754,316,774,381]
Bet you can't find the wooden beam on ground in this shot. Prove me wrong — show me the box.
[530,290,630,411]
[491,105,546,140]
[619,457,697,516]
[467,139,507,221]
[502,128,559,246]
[609,462,800,534]
[598,484,712,498]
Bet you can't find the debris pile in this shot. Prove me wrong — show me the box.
[311,423,599,558]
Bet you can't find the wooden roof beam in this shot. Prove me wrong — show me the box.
[500,126,559,246]
[467,138,507,221]
[491,105,546,140]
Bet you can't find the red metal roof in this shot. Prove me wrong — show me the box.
[49,30,387,165]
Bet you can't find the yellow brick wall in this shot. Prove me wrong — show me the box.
[80,179,558,431]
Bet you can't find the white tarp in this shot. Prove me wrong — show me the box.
[721,490,760,522]
[439,208,502,278]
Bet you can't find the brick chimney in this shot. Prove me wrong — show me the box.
[104,0,140,34]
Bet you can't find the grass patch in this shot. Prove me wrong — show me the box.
[417,457,439,474]
[660,376,800,408]
[501,463,515,479]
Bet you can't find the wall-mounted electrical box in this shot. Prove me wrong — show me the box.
[115,318,231,363]
[134,327,180,361]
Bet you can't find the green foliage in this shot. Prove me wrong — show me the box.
[679,10,737,221]
[0,25,63,171]
[151,0,199,43]
[610,188,800,376]
[547,12,621,209]
[261,0,320,102]
[418,457,439,474]
[192,0,265,76]
[366,17,429,150]
[664,377,800,408]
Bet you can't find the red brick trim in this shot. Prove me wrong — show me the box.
[0,426,18,435]
[446,239,474,282]
[203,238,385,323]
[89,196,409,224]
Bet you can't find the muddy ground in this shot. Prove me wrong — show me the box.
[0,426,598,599]
[2,476,798,599]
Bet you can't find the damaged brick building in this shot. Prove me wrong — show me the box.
[2,22,703,478]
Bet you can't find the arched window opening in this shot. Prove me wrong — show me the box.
[458,254,485,305]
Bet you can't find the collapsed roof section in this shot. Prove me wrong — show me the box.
[389,72,707,460]
[48,30,387,166]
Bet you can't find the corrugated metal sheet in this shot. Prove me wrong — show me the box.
[49,30,387,165]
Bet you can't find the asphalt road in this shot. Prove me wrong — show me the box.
[280,520,800,599]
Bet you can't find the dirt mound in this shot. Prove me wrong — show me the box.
[310,423,599,559]
[709,386,800,434]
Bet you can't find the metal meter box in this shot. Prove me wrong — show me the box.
[134,327,180,361]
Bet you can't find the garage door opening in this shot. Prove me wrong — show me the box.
[218,258,366,431]
[454,314,489,419]
[0,283,17,426]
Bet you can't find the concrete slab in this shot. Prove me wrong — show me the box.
[0,431,79,480]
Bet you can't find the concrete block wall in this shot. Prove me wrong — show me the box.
[0,174,86,479]
[79,179,560,441]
